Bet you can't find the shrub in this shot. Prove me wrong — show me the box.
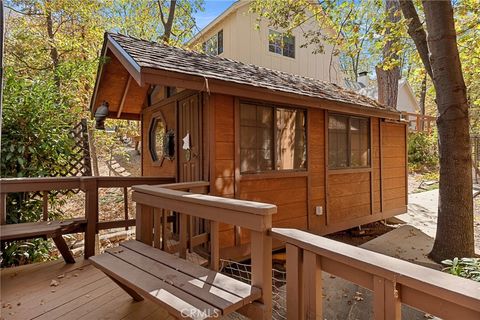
[408,131,439,171]
[0,69,77,267]
[442,258,480,282]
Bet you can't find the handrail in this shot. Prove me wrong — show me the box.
[133,184,276,217]
[271,228,480,320]
[0,176,176,258]
[132,185,276,319]
[0,176,176,193]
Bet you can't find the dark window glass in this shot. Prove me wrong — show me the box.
[268,30,295,58]
[218,30,223,54]
[283,34,295,58]
[328,115,348,168]
[149,117,166,162]
[202,30,223,56]
[328,115,370,169]
[268,30,283,54]
[276,108,306,170]
[240,103,306,173]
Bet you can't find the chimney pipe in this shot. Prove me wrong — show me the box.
[358,71,368,87]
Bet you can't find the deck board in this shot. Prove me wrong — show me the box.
[0,258,173,320]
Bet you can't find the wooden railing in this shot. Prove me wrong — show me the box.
[0,176,176,258]
[401,112,436,133]
[272,228,480,320]
[132,184,276,319]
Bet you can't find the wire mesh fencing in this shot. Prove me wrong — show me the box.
[219,259,287,320]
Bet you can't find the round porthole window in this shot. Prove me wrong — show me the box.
[149,116,166,162]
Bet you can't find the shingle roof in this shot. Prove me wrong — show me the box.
[108,33,395,112]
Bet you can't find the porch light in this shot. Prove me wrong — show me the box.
[94,101,109,130]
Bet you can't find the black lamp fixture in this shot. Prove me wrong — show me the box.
[94,101,109,130]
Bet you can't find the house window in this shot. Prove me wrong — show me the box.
[328,114,370,169]
[202,30,223,55]
[149,116,166,162]
[268,30,295,58]
[240,102,306,173]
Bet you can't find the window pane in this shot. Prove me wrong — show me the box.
[328,115,348,168]
[205,34,218,55]
[283,35,295,58]
[350,118,369,167]
[268,30,282,54]
[276,108,306,170]
[217,30,223,54]
[240,104,273,173]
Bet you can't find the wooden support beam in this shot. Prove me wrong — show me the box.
[286,244,303,320]
[84,178,98,259]
[42,191,49,221]
[117,75,132,118]
[1,193,7,225]
[302,250,322,320]
[210,220,219,271]
[136,204,153,246]
[250,229,272,319]
[179,213,188,259]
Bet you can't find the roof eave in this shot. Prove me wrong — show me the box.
[141,67,401,120]
[187,1,245,45]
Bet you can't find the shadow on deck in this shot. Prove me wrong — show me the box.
[0,258,173,320]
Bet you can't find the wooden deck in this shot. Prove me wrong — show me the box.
[0,258,174,320]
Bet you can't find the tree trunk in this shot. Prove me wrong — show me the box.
[422,0,474,261]
[45,0,60,88]
[399,0,433,79]
[376,0,401,109]
[419,73,427,131]
[158,0,176,43]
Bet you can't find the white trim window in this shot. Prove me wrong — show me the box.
[268,30,295,58]
[202,30,223,56]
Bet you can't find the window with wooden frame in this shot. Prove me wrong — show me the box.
[240,102,306,173]
[328,114,370,169]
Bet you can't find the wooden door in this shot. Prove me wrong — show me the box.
[178,94,202,182]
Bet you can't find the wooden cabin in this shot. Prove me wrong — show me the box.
[91,33,407,253]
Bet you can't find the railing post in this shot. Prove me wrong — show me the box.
[42,191,49,221]
[0,193,6,225]
[303,250,322,320]
[210,220,219,271]
[250,218,272,319]
[136,203,153,245]
[179,213,188,259]
[83,177,98,259]
[286,243,303,320]
[373,276,401,320]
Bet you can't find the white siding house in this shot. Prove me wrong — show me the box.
[188,1,345,84]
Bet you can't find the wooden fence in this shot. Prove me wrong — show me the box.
[0,176,176,258]
[272,228,480,320]
[401,112,436,133]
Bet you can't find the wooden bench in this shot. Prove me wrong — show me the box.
[0,218,85,263]
[90,240,262,320]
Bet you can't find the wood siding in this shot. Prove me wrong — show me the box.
[142,101,176,177]
[141,92,408,246]
[381,122,407,211]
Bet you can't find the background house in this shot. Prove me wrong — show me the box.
[345,72,426,130]
[188,1,345,85]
